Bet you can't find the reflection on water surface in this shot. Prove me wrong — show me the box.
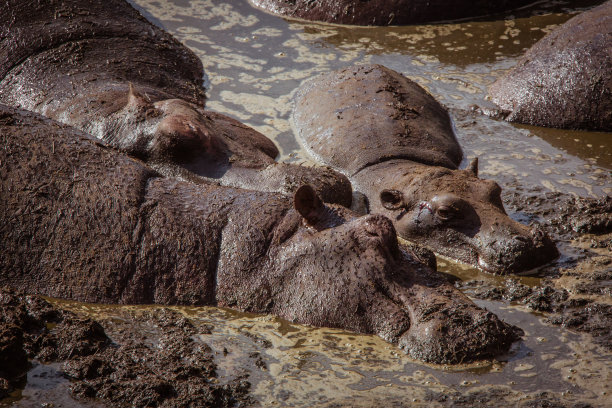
[38,298,609,407]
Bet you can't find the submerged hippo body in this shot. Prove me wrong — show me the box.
[488,1,612,131]
[249,0,535,26]
[0,105,520,364]
[293,65,558,274]
[0,0,351,206]
[489,1,612,132]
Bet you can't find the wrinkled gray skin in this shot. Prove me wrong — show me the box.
[488,1,612,131]
[293,65,558,274]
[0,105,520,364]
[0,0,351,206]
[249,0,535,26]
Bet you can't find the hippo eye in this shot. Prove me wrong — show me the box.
[436,205,455,221]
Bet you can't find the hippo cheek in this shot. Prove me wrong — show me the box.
[476,224,558,274]
[392,204,437,238]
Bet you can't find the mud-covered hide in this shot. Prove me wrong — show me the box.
[249,0,535,26]
[294,64,462,175]
[0,105,521,364]
[0,0,352,206]
[0,0,205,109]
[0,104,288,305]
[293,65,558,274]
[488,1,612,131]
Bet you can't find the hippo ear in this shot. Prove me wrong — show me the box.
[126,83,152,111]
[467,157,479,177]
[380,189,404,210]
[294,185,325,225]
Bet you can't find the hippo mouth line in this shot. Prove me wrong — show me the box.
[476,251,557,275]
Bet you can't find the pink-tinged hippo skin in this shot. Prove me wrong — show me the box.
[488,1,612,131]
[0,0,351,206]
[0,105,521,364]
[249,0,536,26]
[293,64,558,274]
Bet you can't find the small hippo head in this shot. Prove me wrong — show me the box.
[94,84,278,167]
[254,185,521,364]
[373,159,558,274]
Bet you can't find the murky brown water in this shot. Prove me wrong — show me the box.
[6,1,610,406]
[6,297,605,407]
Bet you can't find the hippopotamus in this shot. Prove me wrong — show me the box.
[293,65,559,274]
[248,0,535,26]
[488,1,612,131]
[0,104,520,364]
[0,0,351,206]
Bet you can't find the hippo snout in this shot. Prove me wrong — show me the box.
[398,302,521,364]
[478,224,558,274]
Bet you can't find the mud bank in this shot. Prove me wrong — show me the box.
[3,289,611,407]
[0,288,252,407]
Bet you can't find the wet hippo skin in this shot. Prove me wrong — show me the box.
[488,1,612,131]
[0,0,351,206]
[293,64,559,274]
[249,0,536,26]
[0,105,521,364]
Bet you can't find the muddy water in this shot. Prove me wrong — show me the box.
[122,1,609,405]
[24,298,604,408]
[8,1,611,406]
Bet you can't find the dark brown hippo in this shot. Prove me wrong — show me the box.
[0,104,520,364]
[488,1,612,131]
[0,0,351,206]
[293,64,559,274]
[248,0,535,26]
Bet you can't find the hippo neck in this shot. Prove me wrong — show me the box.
[350,159,430,212]
[350,153,458,178]
[353,158,445,180]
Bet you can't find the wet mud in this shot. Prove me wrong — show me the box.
[0,288,252,407]
[2,0,611,406]
[3,291,611,407]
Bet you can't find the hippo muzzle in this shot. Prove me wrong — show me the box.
[476,224,558,274]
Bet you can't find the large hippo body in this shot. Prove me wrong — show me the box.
[0,104,520,364]
[0,0,351,206]
[249,0,535,26]
[488,1,612,131]
[293,65,558,274]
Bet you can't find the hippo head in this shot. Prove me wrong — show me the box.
[91,84,278,167]
[374,159,558,274]
[248,186,521,364]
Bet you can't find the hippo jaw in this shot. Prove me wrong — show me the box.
[261,186,520,364]
[377,168,558,275]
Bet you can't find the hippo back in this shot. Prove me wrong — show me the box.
[0,104,290,305]
[293,64,462,176]
[0,0,205,110]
